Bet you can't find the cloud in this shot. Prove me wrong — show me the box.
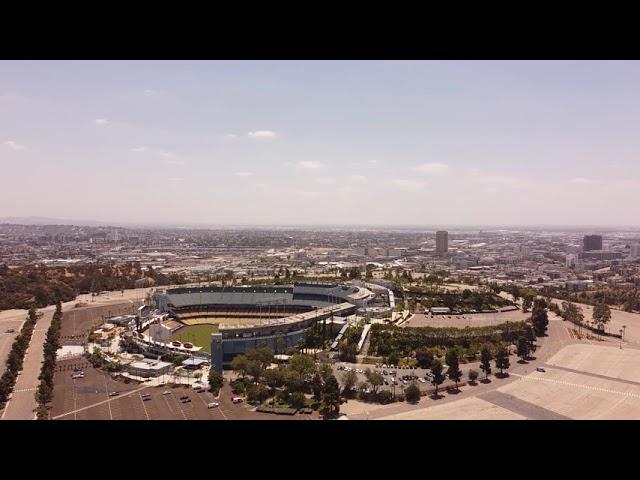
[132,146,185,165]
[94,118,109,125]
[163,158,184,166]
[3,140,25,151]
[248,130,276,138]
[569,177,595,184]
[298,160,324,170]
[158,150,177,159]
[289,188,321,198]
[468,173,521,185]
[143,89,156,97]
[235,171,253,177]
[350,175,366,181]
[388,179,426,191]
[412,162,449,174]
[315,177,336,185]
[224,133,238,139]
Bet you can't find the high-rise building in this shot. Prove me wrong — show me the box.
[631,244,640,258]
[583,234,603,251]
[566,253,579,268]
[436,230,448,254]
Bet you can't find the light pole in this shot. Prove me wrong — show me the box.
[620,325,626,349]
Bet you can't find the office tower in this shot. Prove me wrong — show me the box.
[583,234,603,251]
[436,230,448,254]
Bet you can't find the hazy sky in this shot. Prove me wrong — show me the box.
[2,60,640,226]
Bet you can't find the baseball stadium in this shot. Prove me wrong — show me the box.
[151,283,375,370]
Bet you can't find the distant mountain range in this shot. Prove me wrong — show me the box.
[0,216,638,232]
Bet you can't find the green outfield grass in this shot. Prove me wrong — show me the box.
[172,324,219,354]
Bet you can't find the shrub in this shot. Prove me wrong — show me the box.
[405,383,421,403]
[377,390,394,404]
[290,391,307,410]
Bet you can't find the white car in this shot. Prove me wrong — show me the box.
[207,402,219,409]
[418,378,426,384]
[162,390,172,395]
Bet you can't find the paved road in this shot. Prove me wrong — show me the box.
[477,390,571,420]
[1,311,54,419]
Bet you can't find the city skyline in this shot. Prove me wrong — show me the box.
[2,60,640,225]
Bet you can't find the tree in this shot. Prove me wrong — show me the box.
[522,295,533,313]
[531,299,549,336]
[208,369,224,395]
[494,346,510,376]
[246,346,274,370]
[364,368,384,396]
[312,372,323,400]
[386,351,400,366]
[340,369,358,396]
[320,374,341,418]
[468,369,479,384]
[445,349,462,391]
[283,369,305,394]
[592,302,612,334]
[415,347,435,369]
[318,363,333,383]
[405,382,421,403]
[289,354,316,382]
[480,345,492,380]
[230,355,249,379]
[430,359,446,397]
[517,336,529,362]
[263,367,285,400]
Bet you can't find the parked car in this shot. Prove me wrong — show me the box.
[536,367,546,373]
[207,402,219,408]
[181,398,192,403]
[162,390,172,395]
[5,328,15,333]
[108,391,119,397]
[231,396,244,404]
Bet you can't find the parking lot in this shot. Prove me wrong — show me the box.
[51,360,319,420]
[405,310,528,329]
[58,301,140,346]
[332,361,475,395]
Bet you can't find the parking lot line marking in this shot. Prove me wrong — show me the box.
[139,394,150,420]
[73,378,77,421]
[163,394,175,416]
[102,376,113,420]
[53,384,148,419]
[173,395,188,420]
